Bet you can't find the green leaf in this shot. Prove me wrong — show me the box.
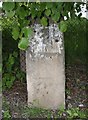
[16,7,27,19]
[40,3,46,11]
[6,80,13,89]
[13,51,18,58]
[3,2,15,11]
[52,7,56,14]
[18,37,29,50]
[8,55,14,65]
[52,12,60,22]
[11,76,15,82]
[22,27,33,38]
[67,110,72,116]
[40,17,48,26]
[57,3,63,10]
[58,21,67,32]
[12,26,20,40]
[46,3,53,8]
[5,11,15,18]
[73,112,78,117]
[45,9,51,16]
[3,110,11,118]
[31,10,36,19]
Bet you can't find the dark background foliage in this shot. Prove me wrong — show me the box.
[64,18,88,65]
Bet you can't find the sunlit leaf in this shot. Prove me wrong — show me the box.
[58,21,67,32]
[5,11,15,18]
[22,27,33,38]
[18,37,29,50]
[45,9,51,16]
[40,17,47,26]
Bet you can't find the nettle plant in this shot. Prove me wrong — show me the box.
[2,2,86,50]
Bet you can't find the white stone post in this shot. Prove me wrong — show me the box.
[26,24,65,109]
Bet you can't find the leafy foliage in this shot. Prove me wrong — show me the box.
[12,26,20,40]
[3,2,15,11]
[40,17,48,26]
[2,51,26,90]
[2,2,86,50]
[2,98,11,119]
[66,108,88,118]
[2,51,17,89]
[3,110,11,118]
[18,37,29,50]
[2,97,88,119]
[2,24,26,90]
[59,21,67,32]
[22,27,33,38]
[2,16,26,90]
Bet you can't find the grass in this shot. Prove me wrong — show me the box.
[2,98,88,119]
[21,106,52,118]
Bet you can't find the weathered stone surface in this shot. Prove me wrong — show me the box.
[26,24,65,109]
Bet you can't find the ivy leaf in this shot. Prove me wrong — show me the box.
[12,26,20,40]
[58,21,67,32]
[3,2,15,11]
[5,11,15,18]
[22,27,33,38]
[18,37,29,50]
[45,9,51,16]
[40,17,48,26]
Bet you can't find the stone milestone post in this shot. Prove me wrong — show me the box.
[26,24,65,109]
